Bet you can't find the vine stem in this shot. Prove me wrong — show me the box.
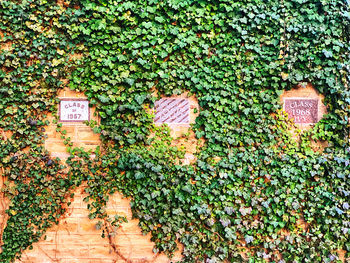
[102,217,161,263]
[0,129,8,249]
[0,175,7,249]
[202,224,225,241]
[103,218,134,263]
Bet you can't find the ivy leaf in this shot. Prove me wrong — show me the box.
[98,95,110,103]
[322,49,333,58]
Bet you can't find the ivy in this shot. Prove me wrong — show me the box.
[0,0,349,262]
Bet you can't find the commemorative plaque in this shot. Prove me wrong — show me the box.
[284,98,318,124]
[59,99,90,122]
[155,98,189,124]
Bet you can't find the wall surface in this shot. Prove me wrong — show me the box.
[15,187,183,263]
[10,88,189,263]
[2,85,344,262]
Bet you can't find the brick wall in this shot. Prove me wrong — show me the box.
[16,188,183,263]
[14,88,185,263]
[2,84,340,262]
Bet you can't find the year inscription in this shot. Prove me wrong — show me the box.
[59,100,89,122]
[284,99,318,124]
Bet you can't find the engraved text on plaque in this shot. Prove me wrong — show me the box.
[284,98,318,124]
[59,99,90,122]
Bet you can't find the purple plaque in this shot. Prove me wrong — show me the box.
[284,98,318,124]
[59,99,90,122]
[155,98,189,124]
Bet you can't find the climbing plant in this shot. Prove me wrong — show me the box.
[0,0,349,262]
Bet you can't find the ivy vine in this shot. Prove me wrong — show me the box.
[0,0,349,262]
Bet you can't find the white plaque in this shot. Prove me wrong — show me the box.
[59,99,90,122]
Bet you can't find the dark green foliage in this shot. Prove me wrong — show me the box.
[0,0,349,262]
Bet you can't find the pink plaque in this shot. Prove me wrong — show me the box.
[59,99,90,122]
[154,99,189,124]
[284,99,318,124]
